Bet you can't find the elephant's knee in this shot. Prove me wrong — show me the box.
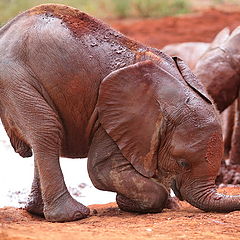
[87,158,113,191]
[142,187,168,212]
[116,184,168,213]
[146,191,168,212]
[88,168,106,191]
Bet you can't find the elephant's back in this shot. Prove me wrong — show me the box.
[0,4,156,158]
[27,4,143,53]
[0,4,140,158]
[28,4,113,37]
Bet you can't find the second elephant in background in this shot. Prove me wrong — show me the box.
[162,27,230,71]
[162,42,209,69]
[163,26,240,165]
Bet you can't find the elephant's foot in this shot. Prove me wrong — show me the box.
[43,192,90,222]
[116,194,164,213]
[25,192,44,217]
[164,197,181,210]
[25,180,44,216]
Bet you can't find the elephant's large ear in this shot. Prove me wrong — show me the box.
[173,56,212,104]
[97,61,165,178]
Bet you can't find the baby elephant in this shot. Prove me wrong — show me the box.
[0,4,239,222]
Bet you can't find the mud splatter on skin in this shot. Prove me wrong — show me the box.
[28,4,141,52]
[28,4,102,35]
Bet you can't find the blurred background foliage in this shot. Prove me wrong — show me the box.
[0,0,239,25]
[0,0,190,23]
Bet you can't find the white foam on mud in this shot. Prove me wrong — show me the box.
[0,122,116,208]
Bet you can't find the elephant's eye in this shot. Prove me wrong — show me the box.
[177,159,190,169]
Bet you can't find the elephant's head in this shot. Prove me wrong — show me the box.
[194,26,240,112]
[96,54,240,212]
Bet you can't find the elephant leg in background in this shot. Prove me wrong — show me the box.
[222,102,235,158]
[230,92,240,165]
[25,161,44,216]
[88,126,169,213]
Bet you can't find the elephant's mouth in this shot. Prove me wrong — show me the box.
[171,179,184,201]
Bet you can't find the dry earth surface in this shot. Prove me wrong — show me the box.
[1,7,240,240]
[1,187,240,240]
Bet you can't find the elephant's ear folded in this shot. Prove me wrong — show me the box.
[96,60,164,178]
[173,56,212,104]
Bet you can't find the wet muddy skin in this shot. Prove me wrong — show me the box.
[1,5,240,239]
[2,3,237,221]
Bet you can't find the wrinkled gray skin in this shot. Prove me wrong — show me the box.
[0,4,240,222]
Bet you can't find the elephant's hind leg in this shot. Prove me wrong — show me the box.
[25,161,44,216]
[25,91,89,221]
[1,109,43,214]
[88,126,168,213]
[4,72,89,222]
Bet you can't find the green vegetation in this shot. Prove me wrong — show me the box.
[132,0,189,18]
[1,0,239,25]
[213,0,239,3]
[0,0,191,25]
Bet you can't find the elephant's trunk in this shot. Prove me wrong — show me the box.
[180,179,240,212]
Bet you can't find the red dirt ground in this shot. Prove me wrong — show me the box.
[1,187,240,240]
[1,8,240,240]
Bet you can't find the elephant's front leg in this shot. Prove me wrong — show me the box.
[88,126,169,213]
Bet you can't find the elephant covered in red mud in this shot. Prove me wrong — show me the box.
[0,4,239,222]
